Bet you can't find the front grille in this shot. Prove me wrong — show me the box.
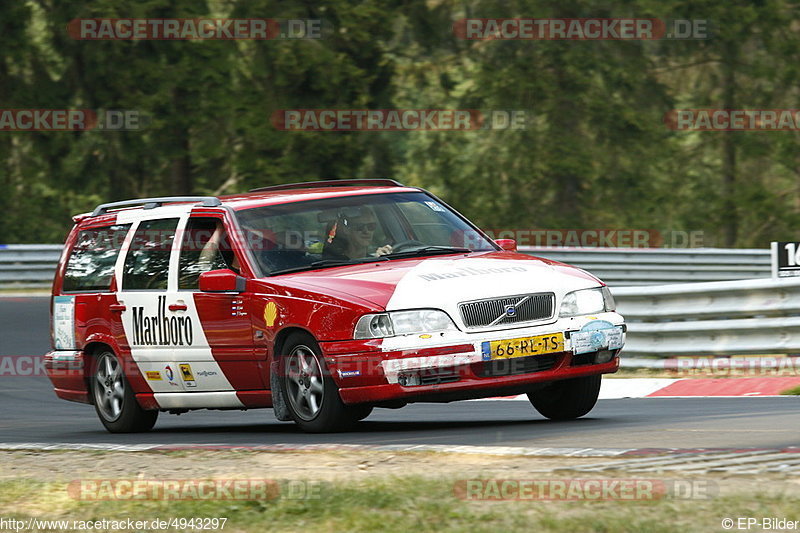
[419,368,460,386]
[459,292,554,328]
[474,354,558,378]
[398,367,461,387]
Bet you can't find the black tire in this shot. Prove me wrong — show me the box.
[527,375,602,420]
[351,405,374,421]
[91,351,158,433]
[280,332,363,433]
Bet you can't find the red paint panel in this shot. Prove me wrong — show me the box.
[339,358,619,404]
[53,388,90,404]
[136,393,160,410]
[215,361,267,390]
[236,390,272,408]
[192,292,265,390]
[648,377,800,397]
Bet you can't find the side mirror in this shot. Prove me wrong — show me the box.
[198,269,246,293]
[495,239,517,252]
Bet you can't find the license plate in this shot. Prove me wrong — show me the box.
[481,332,565,361]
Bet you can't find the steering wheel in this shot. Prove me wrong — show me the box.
[390,240,426,253]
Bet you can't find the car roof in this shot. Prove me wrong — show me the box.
[78,180,422,222]
[219,184,420,211]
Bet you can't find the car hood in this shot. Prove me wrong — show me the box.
[276,252,603,320]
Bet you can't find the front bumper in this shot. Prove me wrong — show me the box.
[321,313,625,405]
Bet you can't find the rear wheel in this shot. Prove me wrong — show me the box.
[528,375,602,420]
[91,351,158,433]
[281,332,364,432]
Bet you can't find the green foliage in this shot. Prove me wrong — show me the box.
[1,0,799,245]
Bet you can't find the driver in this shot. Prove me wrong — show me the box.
[323,207,392,260]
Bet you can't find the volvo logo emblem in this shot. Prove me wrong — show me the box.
[504,305,517,317]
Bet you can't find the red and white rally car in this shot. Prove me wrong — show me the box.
[45,179,625,433]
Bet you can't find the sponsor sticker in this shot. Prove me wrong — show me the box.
[164,365,179,387]
[571,320,624,355]
[264,301,278,328]
[53,296,76,350]
[132,296,194,347]
[418,265,528,282]
[179,364,197,388]
[145,371,162,381]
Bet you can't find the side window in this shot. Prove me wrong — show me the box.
[62,224,131,292]
[178,218,238,290]
[122,218,179,291]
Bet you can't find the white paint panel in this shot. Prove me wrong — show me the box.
[384,257,600,330]
[152,391,245,409]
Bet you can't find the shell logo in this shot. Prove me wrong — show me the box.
[264,301,278,328]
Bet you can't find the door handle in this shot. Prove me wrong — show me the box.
[109,304,126,312]
[169,303,188,312]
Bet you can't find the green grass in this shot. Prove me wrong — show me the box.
[780,385,800,395]
[0,477,798,533]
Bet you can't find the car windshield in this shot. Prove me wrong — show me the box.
[235,191,497,276]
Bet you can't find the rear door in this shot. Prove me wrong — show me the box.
[116,216,187,392]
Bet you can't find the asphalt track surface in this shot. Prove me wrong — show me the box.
[1,297,798,450]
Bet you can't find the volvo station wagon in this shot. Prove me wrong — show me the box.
[45,179,625,432]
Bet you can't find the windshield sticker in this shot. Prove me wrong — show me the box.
[424,201,446,212]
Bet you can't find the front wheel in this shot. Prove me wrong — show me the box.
[280,332,364,433]
[91,351,158,433]
[528,375,602,420]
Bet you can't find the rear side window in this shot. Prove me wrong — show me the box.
[62,224,131,292]
[122,218,179,290]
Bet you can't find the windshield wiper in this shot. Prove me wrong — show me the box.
[384,246,473,259]
[267,256,388,276]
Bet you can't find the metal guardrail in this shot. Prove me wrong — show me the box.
[0,244,62,289]
[0,244,776,290]
[0,244,795,360]
[520,247,771,286]
[612,277,800,358]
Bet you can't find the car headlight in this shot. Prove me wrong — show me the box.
[559,287,615,317]
[354,309,457,339]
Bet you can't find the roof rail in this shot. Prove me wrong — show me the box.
[91,196,222,217]
[249,178,405,193]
